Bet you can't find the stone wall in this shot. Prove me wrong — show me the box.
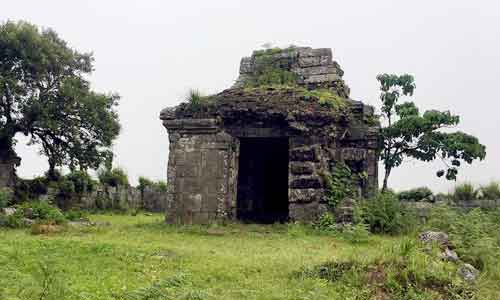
[0,156,20,190]
[36,184,166,212]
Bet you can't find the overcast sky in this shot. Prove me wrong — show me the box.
[2,0,499,192]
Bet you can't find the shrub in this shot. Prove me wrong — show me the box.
[138,176,168,193]
[15,176,49,201]
[323,163,356,208]
[98,167,129,187]
[342,223,371,244]
[314,212,337,232]
[0,188,10,209]
[479,181,500,199]
[398,187,433,202]
[453,183,478,201]
[65,170,96,194]
[64,209,88,221]
[27,201,66,224]
[358,192,404,234]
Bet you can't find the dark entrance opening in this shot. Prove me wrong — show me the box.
[237,137,289,223]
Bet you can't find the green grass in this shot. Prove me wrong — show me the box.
[1,213,499,299]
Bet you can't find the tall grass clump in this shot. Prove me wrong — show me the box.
[453,183,478,201]
[480,181,500,199]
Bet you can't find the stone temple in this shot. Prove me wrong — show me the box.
[160,47,380,224]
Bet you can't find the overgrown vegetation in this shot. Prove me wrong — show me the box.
[138,177,168,193]
[480,182,500,199]
[322,163,359,208]
[185,89,215,111]
[1,208,500,299]
[398,186,433,202]
[98,167,129,187]
[453,183,478,201]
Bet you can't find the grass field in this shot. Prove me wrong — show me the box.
[0,213,498,300]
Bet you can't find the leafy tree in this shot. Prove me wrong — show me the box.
[377,74,486,191]
[0,21,120,177]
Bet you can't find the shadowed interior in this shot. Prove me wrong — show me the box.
[237,138,289,223]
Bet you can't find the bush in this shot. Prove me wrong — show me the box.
[27,201,66,224]
[342,223,371,244]
[138,176,168,193]
[314,212,337,232]
[453,183,478,201]
[98,167,129,187]
[15,177,49,201]
[64,209,88,221]
[480,181,500,199]
[65,170,96,194]
[426,206,500,272]
[0,188,10,209]
[398,187,433,202]
[358,192,405,234]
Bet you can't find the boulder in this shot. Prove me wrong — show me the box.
[458,263,479,283]
[2,207,16,216]
[419,231,450,247]
[440,248,459,262]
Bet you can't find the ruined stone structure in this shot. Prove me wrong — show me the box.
[0,154,20,190]
[160,47,380,224]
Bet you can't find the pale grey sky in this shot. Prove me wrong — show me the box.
[2,0,499,192]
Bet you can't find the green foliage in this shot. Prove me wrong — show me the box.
[185,89,214,111]
[301,89,347,108]
[243,47,299,88]
[453,183,478,201]
[0,21,120,173]
[138,176,168,193]
[299,238,476,300]
[480,182,500,199]
[64,170,96,194]
[341,223,371,244]
[323,163,356,208]
[426,206,500,276]
[98,167,129,187]
[377,73,486,190]
[0,188,10,209]
[358,192,405,234]
[15,177,49,202]
[64,209,88,221]
[398,186,433,202]
[314,212,337,232]
[26,201,66,225]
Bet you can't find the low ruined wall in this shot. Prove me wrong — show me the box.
[38,184,167,212]
[403,199,500,219]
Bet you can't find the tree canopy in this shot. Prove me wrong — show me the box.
[0,21,120,176]
[377,73,486,191]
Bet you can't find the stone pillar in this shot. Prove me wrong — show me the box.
[162,118,238,224]
[0,155,20,190]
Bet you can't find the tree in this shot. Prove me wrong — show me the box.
[0,21,120,178]
[377,74,486,191]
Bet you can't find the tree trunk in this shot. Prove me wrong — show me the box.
[381,167,391,192]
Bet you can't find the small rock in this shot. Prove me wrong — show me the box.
[419,231,449,247]
[458,263,479,283]
[440,248,459,262]
[2,207,16,216]
[23,208,34,219]
[22,218,35,226]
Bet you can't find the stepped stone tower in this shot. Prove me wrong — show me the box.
[160,47,380,224]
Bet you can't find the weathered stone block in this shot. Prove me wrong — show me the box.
[289,202,328,222]
[289,188,323,203]
[290,176,322,189]
[290,162,314,175]
[290,147,317,162]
